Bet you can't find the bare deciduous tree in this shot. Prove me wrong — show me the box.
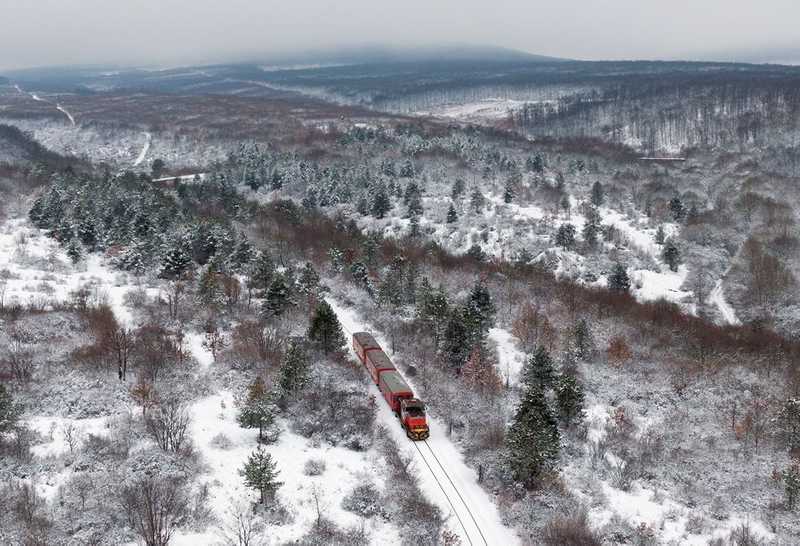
[145,399,191,454]
[120,476,189,546]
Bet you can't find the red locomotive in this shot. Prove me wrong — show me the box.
[352,332,430,440]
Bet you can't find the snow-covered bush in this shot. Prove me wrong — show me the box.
[342,482,384,519]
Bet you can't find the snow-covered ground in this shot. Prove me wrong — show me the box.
[133,131,152,167]
[327,297,520,546]
[417,98,532,122]
[708,277,740,326]
[172,391,403,546]
[0,217,135,326]
[565,404,774,545]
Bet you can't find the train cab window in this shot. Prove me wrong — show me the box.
[405,405,425,417]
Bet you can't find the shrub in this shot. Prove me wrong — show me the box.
[303,458,326,476]
[342,483,384,519]
[541,510,602,546]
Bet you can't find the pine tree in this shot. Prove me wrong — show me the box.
[277,341,308,397]
[198,267,223,307]
[160,243,193,280]
[582,206,601,248]
[590,181,604,207]
[66,238,82,264]
[328,247,344,274]
[229,236,256,273]
[783,464,800,510]
[463,280,496,345]
[371,185,392,219]
[470,188,485,213]
[655,225,666,245]
[237,377,280,444]
[451,178,465,199]
[572,319,594,361]
[608,263,630,293]
[669,196,684,221]
[555,223,576,250]
[443,307,471,371]
[0,384,22,434]
[307,301,345,354]
[503,178,516,203]
[404,181,423,217]
[555,374,585,425]
[240,445,283,504]
[778,398,800,451]
[297,262,320,300]
[248,252,275,297]
[522,346,555,390]
[506,386,560,488]
[417,281,449,347]
[663,240,680,272]
[446,203,458,224]
[262,273,292,318]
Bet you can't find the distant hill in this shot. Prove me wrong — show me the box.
[256,44,566,69]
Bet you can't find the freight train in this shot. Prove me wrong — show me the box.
[352,332,430,440]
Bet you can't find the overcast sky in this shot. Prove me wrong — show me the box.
[2,0,799,70]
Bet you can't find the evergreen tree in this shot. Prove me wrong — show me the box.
[350,261,371,293]
[555,223,576,250]
[778,398,800,451]
[522,346,555,390]
[590,181,604,207]
[198,267,224,307]
[229,236,256,273]
[669,196,684,221]
[160,243,193,280]
[248,252,275,296]
[237,377,279,444]
[582,206,601,248]
[66,237,82,264]
[279,340,310,396]
[466,244,486,262]
[404,181,423,217]
[328,247,344,274]
[442,307,471,371]
[572,319,594,361]
[77,218,98,250]
[371,185,392,219]
[783,464,800,511]
[608,263,630,293]
[655,225,666,245]
[446,203,458,224]
[151,158,165,179]
[417,281,449,347]
[503,177,516,203]
[240,445,283,504]
[262,273,292,318]
[0,384,22,434]
[555,374,585,425]
[662,240,681,272]
[506,386,560,488]
[470,188,485,213]
[451,178,465,199]
[307,301,345,354]
[463,280,496,345]
[297,262,320,300]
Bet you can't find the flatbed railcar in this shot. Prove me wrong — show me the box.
[352,331,430,440]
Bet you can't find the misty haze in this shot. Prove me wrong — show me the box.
[1,2,800,546]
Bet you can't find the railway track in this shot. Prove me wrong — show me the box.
[413,440,489,546]
[337,316,489,546]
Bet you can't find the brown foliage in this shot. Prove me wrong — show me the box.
[606,336,632,366]
[461,346,503,397]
